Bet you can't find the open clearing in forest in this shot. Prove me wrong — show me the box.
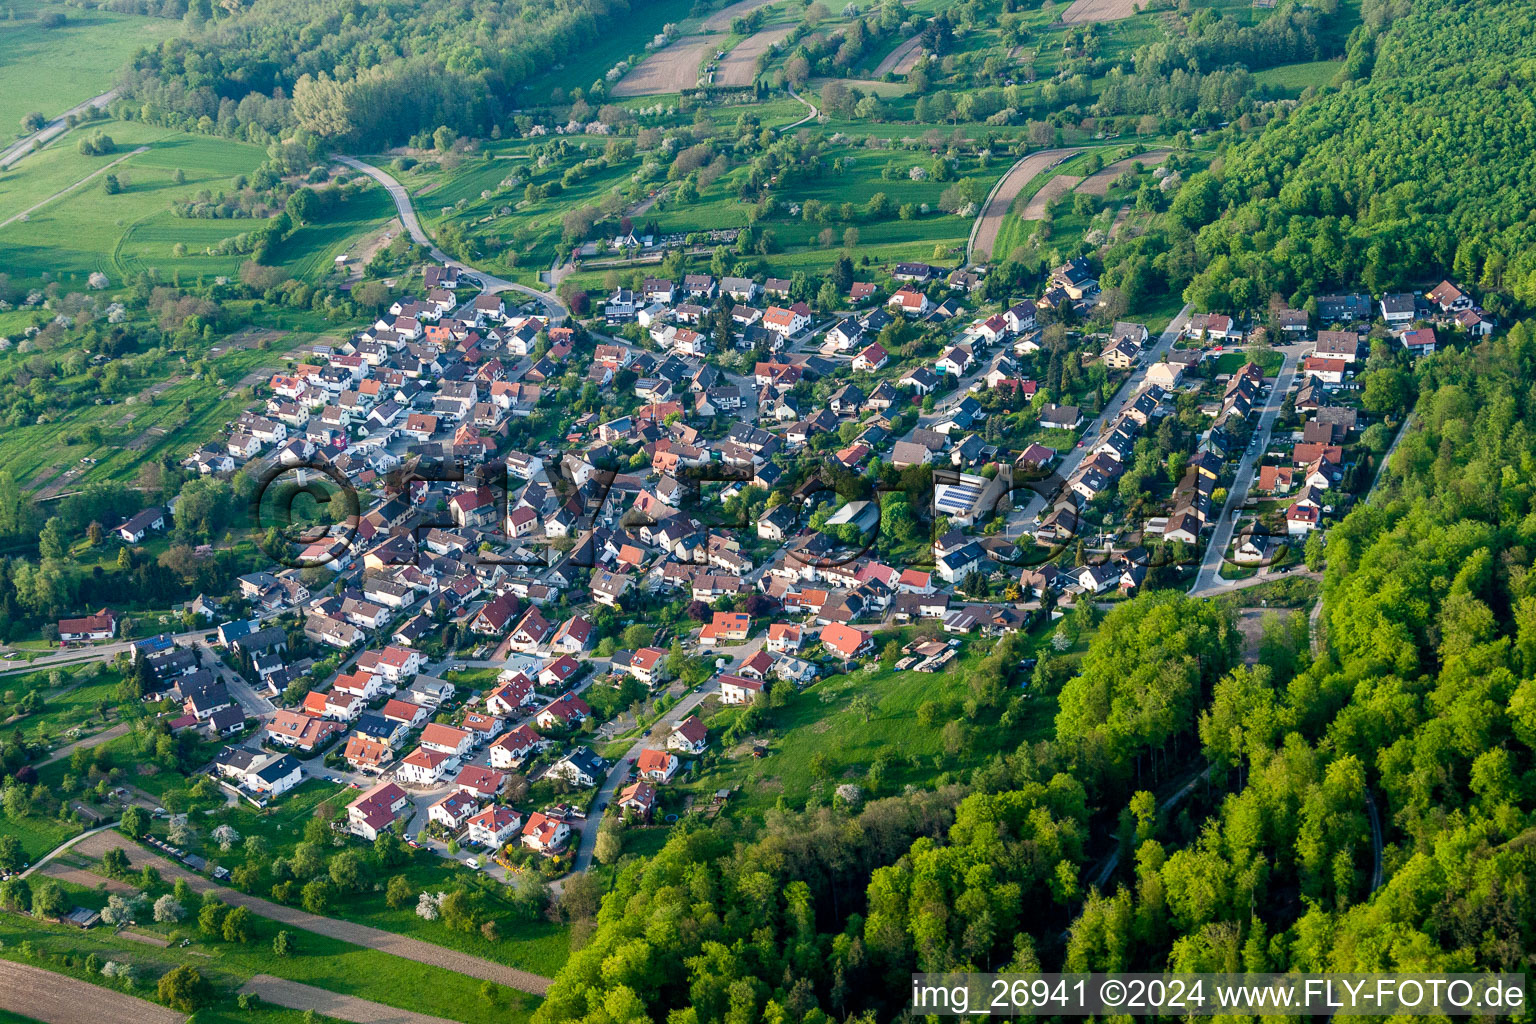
[967,147,1080,260]
[1021,174,1084,219]
[716,26,793,86]
[1059,0,1140,24]
[611,36,711,95]
[1074,149,1172,195]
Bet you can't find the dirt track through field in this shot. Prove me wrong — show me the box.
[1074,149,1172,195]
[967,147,1080,261]
[1021,174,1084,219]
[0,960,186,1024]
[0,147,149,231]
[873,35,924,76]
[240,976,462,1024]
[717,26,793,86]
[1059,0,1140,23]
[612,36,711,95]
[69,832,554,996]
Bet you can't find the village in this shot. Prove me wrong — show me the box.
[43,250,1487,886]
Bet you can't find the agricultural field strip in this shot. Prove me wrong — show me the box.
[611,36,714,96]
[0,961,183,1024]
[1021,173,1084,219]
[1073,149,1172,195]
[717,25,794,87]
[1060,0,1144,25]
[240,976,462,1024]
[966,147,1081,261]
[872,35,924,76]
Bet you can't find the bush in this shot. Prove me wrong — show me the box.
[157,965,210,1011]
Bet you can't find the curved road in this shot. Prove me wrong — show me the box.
[780,88,821,133]
[333,155,568,325]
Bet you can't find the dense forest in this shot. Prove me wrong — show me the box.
[117,0,635,146]
[1165,0,1536,314]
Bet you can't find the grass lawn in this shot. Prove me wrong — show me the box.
[3,812,84,864]
[0,1,178,132]
[1252,58,1345,97]
[0,1010,47,1024]
[678,626,1060,817]
[0,124,267,288]
[0,899,540,1024]
[0,298,352,492]
[143,779,573,978]
[2,662,124,747]
[1212,349,1283,376]
[0,123,393,291]
[186,1008,349,1024]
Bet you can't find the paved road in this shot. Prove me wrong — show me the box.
[1365,410,1413,502]
[0,89,118,170]
[1187,344,1303,594]
[240,976,462,1024]
[68,831,553,996]
[566,668,734,875]
[780,87,820,133]
[0,960,185,1024]
[1364,788,1385,892]
[208,655,276,717]
[333,156,568,325]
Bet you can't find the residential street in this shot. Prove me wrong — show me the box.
[566,661,739,874]
[1006,302,1193,533]
[1187,343,1304,595]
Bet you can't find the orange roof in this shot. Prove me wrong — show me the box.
[637,749,676,774]
[420,722,470,748]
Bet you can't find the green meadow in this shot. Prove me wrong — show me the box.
[0,120,395,290]
[0,1,178,131]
